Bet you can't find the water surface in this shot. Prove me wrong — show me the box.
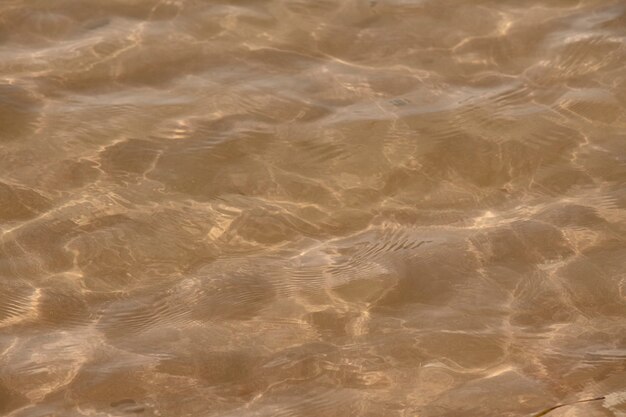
[1,0,625,416]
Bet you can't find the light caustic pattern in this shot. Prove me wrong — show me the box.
[0,0,625,416]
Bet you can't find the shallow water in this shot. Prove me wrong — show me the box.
[1,0,625,416]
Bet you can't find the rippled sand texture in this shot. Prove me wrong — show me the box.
[1,0,626,416]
